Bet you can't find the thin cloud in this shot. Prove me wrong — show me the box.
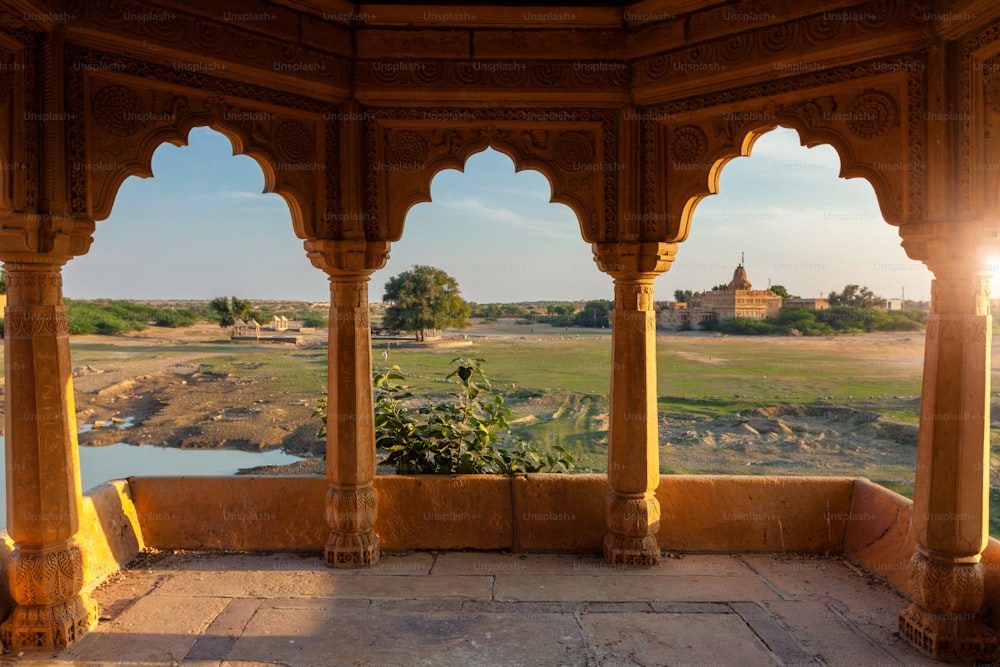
[419,196,580,242]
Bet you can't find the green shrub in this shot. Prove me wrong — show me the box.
[301,312,328,328]
[701,306,927,336]
[153,308,199,328]
[66,300,147,335]
[313,358,575,475]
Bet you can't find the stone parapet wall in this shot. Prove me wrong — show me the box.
[5,474,995,633]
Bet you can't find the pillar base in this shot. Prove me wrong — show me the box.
[603,533,660,566]
[0,594,98,650]
[898,603,998,662]
[325,530,381,568]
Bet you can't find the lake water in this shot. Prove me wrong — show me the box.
[0,437,304,530]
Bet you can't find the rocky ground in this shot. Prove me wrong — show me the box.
[0,323,328,458]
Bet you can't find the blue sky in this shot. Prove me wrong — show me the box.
[62,125,940,303]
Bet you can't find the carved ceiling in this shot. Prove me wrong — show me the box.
[0,0,998,253]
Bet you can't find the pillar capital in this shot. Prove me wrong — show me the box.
[899,219,1000,280]
[592,241,676,281]
[0,212,95,265]
[305,238,390,277]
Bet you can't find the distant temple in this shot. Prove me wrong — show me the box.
[659,262,783,329]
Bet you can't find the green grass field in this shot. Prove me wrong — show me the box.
[56,325,1000,535]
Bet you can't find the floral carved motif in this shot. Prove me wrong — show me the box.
[847,91,898,139]
[275,121,314,164]
[93,85,143,137]
[385,130,429,168]
[326,485,378,534]
[9,546,85,607]
[606,492,660,536]
[670,126,707,166]
[553,131,595,171]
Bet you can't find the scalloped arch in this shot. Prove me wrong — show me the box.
[674,116,903,244]
[88,115,315,241]
[387,136,593,244]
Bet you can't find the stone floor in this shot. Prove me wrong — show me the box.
[0,551,954,666]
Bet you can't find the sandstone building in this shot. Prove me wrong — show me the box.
[659,262,783,328]
[0,0,998,661]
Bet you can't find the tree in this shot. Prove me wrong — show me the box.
[673,289,695,302]
[770,285,791,300]
[382,265,471,341]
[0,268,6,294]
[548,303,576,316]
[828,284,883,308]
[210,296,256,327]
[501,304,527,317]
[572,299,613,328]
[712,283,729,291]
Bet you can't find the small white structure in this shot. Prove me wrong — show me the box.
[272,315,289,331]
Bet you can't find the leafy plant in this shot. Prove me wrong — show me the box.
[313,358,575,475]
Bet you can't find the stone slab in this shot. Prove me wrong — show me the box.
[228,608,587,666]
[731,601,814,665]
[185,598,262,660]
[512,473,606,551]
[495,574,777,602]
[765,599,939,667]
[376,475,515,550]
[129,476,329,551]
[152,570,342,598]
[842,478,915,593]
[579,611,778,666]
[743,554,930,655]
[657,476,853,553]
[326,574,494,601]
[63,595,229,663]
[153,571,493,600]
[431,551,753,576]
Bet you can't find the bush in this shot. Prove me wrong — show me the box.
[301,312,328,328]
[66,300,148,335]
[701,306,927,336]
[153,308,199,328]
[313,358,575,475]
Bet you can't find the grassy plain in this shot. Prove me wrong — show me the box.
[375,326,927,467]
[6,319,998,535]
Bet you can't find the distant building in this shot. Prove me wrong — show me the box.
[658,263,783,329]
[785,298,830,310]
[885,299,903,311]
[232,318,261,339]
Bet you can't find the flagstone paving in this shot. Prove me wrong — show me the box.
[0,551,951,666]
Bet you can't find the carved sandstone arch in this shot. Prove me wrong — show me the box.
[645,77,921,242]
[80,74,325,240]
[364,111,618,244]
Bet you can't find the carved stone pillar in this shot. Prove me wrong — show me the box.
[593,242,675,565]
[0,253,97,649]
[897,223,999,661]
[306,238,389,567]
